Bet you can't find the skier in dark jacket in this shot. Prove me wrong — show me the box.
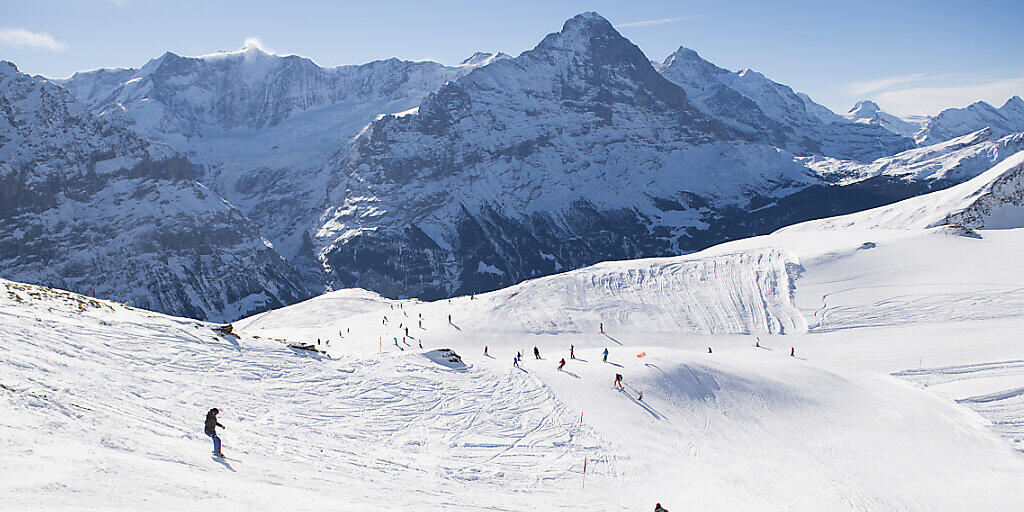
[533,346,540,359]
[205,408,225,456]
[654,504,668,512]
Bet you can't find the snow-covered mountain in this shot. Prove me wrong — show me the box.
[7,11,1019,321]
[654,47,914,161]
[844,99,922,137]
[314,12,838,298]
[56,44,501,262]
[0,61,310,321]
[916,96,1024,146]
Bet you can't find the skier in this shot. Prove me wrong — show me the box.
[513,356,520,368]
[419,320,422,328]
[791,347,795,357]
[613,373,623,389]
[418,340,423,349]
[570,345,575,359]
[558,358,566,371]
[603,348,609,363]
[600,322,603,334]
[484,346,489,356]
[534,346,540,360]
[405,327,409,337]
[205,408,225,457]
[654,504,668,512]
[448,314,452,324]
[708,347,712,354]
[638,391,643,401]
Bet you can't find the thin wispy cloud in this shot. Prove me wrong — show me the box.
[876,77,1024,117]
[841,71,1024,116]
[0,28,67,51]
[843,73,927,96]
[614,16,696,28]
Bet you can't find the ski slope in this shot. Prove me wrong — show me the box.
[6,153,1024,509]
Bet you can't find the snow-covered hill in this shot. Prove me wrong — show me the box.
[655,48,914,161]
[0,61,309,321]
[844,99,922,137]
[916,96,1024,146]
[6,193,1024,509]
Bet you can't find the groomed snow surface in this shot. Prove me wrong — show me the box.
[5,186,1024,509]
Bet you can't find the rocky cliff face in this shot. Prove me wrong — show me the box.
[0,61,310,321]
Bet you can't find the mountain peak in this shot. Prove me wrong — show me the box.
[1002,95,1024,110]
[849,100,881,116]
[459,51,511,67]
[535,12,624,54]
[0,60,19,75]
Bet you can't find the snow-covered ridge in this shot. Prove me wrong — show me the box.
[805,129,1024,184]
[916,95,1024,146]
[781,150,1024,231]
[655,47,914,161]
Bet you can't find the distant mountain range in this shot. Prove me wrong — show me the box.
[1,11,1021,321]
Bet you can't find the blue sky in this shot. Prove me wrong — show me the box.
[1,0,1021,116]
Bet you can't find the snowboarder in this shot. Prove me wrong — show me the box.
[205,408,225,457]
[790,347,795,357]
[613,373,623,389]
[534,346,540,359]
[558,358,566,370]
[603,348,609,362]
[484,346,488,356]
[654,503,668,512]
[570,345,575,359]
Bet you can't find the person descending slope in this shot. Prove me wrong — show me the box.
[570,345,575,359]
[513,355,520,368]
[484,346,489,356]
[534,346,541,359]
[205,408,225,457]
[613,373,623,389]
[603,348,609,362]
[654,503,669,512]
[558,358,566,371]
